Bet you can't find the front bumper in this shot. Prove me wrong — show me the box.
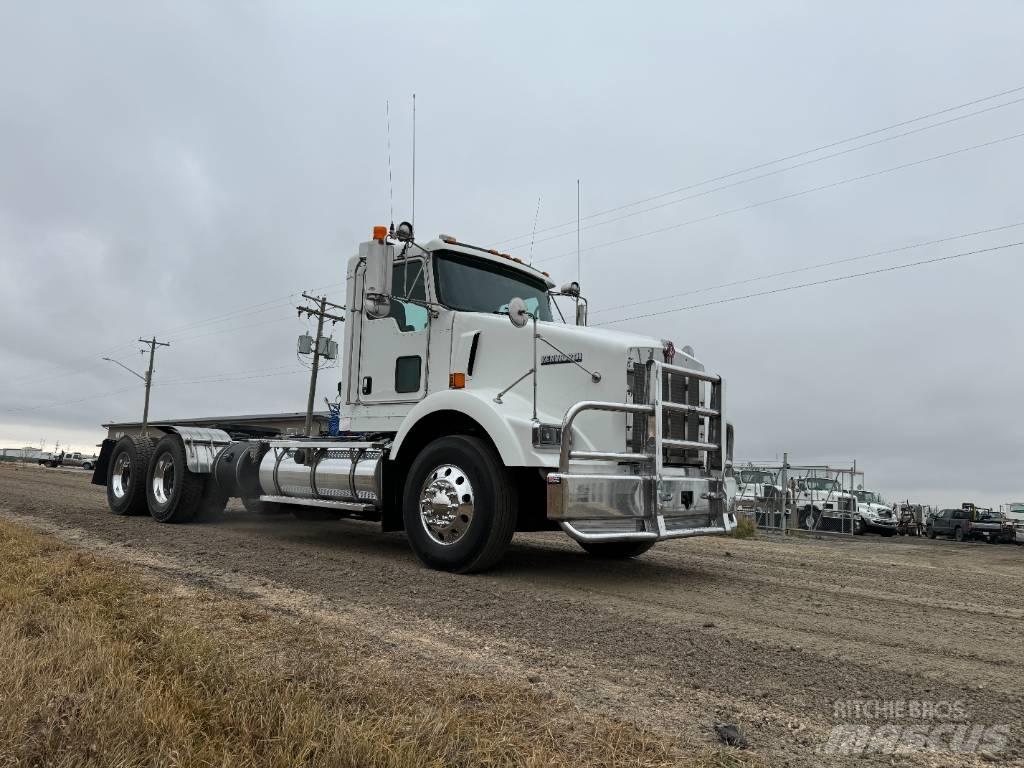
[545,361,736,544]
[547,469,736,543]
[863,518,897,532]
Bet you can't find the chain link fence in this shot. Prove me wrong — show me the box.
[733,460,865,535]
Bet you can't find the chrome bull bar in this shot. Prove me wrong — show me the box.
[547,360,737,543]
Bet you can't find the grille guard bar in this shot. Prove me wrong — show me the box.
[547,360,736,543]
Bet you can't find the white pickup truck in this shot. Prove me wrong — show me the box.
[44,451,97,470]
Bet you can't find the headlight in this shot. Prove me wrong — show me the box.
[532,423,563,448]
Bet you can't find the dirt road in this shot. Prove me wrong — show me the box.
[2,465,1022,766]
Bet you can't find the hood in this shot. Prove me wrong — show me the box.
[860,503,893,518]
[450,313,706,455]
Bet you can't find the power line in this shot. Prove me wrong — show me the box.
[492,83,1024,248]
[595,241,1024,325]
[3,385,140,415]
[522,96,1024,253]
[4,367,308,415]
[592,219,1024,315]
[539,129,1024,265]
[4,279,347,388]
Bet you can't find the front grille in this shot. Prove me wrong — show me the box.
[627,361,708,466]
[662,367,701,466]
[628,363,649,453]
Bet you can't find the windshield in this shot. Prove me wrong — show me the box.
[434,251,553,321]
[854,491,882,504]
[802,477,838,492]
[739,470,774,485]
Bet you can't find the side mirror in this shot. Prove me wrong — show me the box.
[360,239,394,318]
[575,301,588,326]
[507,297,530,328]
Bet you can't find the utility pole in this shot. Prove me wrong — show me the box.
[139,337,170,434]
[102,336,169,436]
[296,293,345,437]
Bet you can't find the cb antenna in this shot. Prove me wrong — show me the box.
[576,178,582,284]
[412,92,416,232]
[386,100,394,231]
[528,195,541,264]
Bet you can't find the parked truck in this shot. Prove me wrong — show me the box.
[793,476,859,532]
[852,489,898,536]
[45,451,97,470]
[926,504,1015,543]
[92,224,737,572]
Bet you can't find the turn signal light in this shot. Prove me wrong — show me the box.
[449,372,466,389]
[372,225,388,240]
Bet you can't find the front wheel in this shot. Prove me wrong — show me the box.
[402,435,517,573]
[577,540,655,559]
[954,526,965,542]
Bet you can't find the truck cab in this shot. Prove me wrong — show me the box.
[794,476,858,532]
[852,489,897,536]
[93,224,738,572]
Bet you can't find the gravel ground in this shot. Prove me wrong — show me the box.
[2,464,1022,766]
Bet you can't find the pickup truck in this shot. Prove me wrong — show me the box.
[926,505,1015,543]
[44,451,97,470]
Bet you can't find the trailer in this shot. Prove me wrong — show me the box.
[93,223,737,572]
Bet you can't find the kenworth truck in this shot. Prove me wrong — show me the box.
[92,223,737,572]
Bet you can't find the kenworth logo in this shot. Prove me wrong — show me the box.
[541,352,583,366]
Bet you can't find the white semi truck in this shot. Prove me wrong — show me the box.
[93,223,737,572]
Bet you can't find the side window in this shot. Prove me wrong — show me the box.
[386,260,429,332]
[395,356,422,393]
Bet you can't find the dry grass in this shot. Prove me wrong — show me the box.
[0,520,761,768]
[728,515,758,539]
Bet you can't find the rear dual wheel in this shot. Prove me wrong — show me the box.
[146,435,226,523]
[106,435,155,516]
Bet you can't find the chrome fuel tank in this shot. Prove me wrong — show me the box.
[258,441,384,506]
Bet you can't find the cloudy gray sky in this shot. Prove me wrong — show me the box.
[2,1,1022,508]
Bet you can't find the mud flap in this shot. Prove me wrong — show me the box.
[91,439,116,486]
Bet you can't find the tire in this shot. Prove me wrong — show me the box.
[927,526,936,539]
[954,526,964,542]
[853,518,865,535]
[402,435,516,573]
[577,540,656,559]
[146,435,205,523]
[82,462,93,471]
[802,506,817,530]
[106,435,155,516]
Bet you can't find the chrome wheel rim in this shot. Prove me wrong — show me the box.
[152,454,175,506]
[418,464,474,545]
[111,453,132,499]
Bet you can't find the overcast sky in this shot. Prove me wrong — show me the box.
[2,2,1022,508]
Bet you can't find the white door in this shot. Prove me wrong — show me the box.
[356,257,431,403]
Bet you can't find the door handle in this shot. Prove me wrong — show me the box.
[361,376,372,395]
